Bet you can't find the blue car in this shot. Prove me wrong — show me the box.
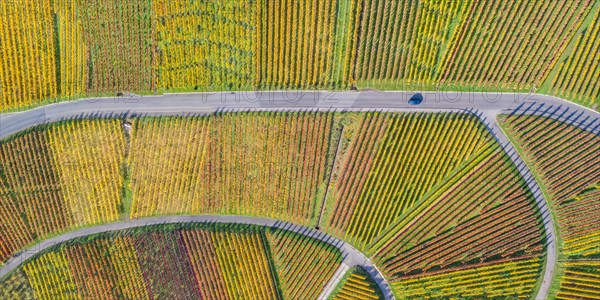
[408,93,423,105]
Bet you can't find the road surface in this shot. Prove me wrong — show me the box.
[1,91,598,300]
[1,91,597,140]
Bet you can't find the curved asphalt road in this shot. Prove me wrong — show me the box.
[0,91,598,300]
[0,216,394,300]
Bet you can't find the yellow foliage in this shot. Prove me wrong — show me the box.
[0,0,57,110]
[558,261,600,300]
[334,271,382,300]
[104,237,149,299]
[24,252,79,300]
[49,119,125,226]
[153,0,256,91]
[212,231,278,299]
[392,257,541,299]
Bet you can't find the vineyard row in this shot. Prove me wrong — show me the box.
[1,0,598,111]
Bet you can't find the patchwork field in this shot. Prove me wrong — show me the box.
[0,223,343,299]
[1,0,599,298]
[128,113,332,224]
[1,112,553,298]
[499,113,600,298]
[325,112,495,247]
[1,0,599,111]
[0,119,124,262]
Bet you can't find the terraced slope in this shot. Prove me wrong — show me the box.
[499,113,600,298]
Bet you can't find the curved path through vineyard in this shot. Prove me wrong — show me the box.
[0,215,394,299]
[1,91,598,299]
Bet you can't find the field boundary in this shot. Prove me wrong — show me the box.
[1,91,597,299]
[0,215,395,300]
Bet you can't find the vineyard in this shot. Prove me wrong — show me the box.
[324,112,494,247]
[0,119,124,263]
[391,257,543,299]
[438,0,592,91]
[267,228,342,299]
[0,130,66,258]
[65,236,149,299]
[129,112,332,224]
[49,119,125,226]
[1,110,598,298]
[0,223,343,299]
[75,0,155,95]
[1,0,599,297]
[0,270,34,298]
[1,0,599,111]
[500,114,600,298]
[556,261,600,299]
[331,267,383,300]
[0,0,153,111]
[541,2,600,107]
[0,1,58,109]
[154,0,256,91]
[53,0,86,99]
[258,0,357,89]
[355,0,472,88]
[371,148,545,280]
